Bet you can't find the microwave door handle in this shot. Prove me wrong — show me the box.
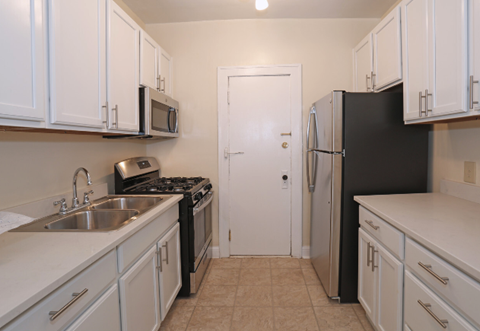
[167,108,172,132]
[174,109,179,133]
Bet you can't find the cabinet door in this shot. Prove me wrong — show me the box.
[402,0,429,121]
[375,243,403,331]
[65,285,120,331]
[48,0,106,128]
[157,223,182,321]
[427,0,468,117]
[353,34,373,92]
[159,48,172,97]
[108,0,140,132]
[372,6,402,91]
[119,246,160,331]
[140,30,159,90]
[472,0,480,111]
[0,0,46,122]
[358,228,376,324]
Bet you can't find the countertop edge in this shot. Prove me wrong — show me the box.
[354,195,480,284]
[0,194,183,329]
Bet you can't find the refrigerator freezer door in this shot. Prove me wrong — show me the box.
[314,91,343,153]
[310,151,342,298]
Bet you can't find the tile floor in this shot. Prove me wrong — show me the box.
[160,258,374,331]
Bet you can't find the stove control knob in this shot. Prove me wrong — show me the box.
[205,184,213,191]
[195,192,203,201]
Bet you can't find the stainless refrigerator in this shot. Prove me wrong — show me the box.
[307,90,429,303]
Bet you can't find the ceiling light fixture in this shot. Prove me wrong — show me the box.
[255,0,269,11]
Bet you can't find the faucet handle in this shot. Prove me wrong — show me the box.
[83,190,94,205]
[53,198,68,214]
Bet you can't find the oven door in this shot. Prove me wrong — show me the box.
[192,191,213,271]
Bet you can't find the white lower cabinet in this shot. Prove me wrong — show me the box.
[65,285,120,331]
[357,228,403,331]
[157,223,182,321]
[118,245,160,331]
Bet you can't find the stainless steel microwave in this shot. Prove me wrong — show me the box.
[140,87,179,138]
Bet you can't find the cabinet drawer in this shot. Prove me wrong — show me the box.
[117,204,178,273]
[404,271,476,331]
[4,250,116,331]
[359,206,404,260]
[406,238,480,327]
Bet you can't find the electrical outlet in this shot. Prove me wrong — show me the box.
[464,161,476,184]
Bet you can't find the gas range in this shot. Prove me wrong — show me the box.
[114,157,213,297]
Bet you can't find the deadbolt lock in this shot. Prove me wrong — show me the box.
[282,142,289,149]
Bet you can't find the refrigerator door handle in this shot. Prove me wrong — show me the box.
[306,106,318,192]
[308,149,343,156]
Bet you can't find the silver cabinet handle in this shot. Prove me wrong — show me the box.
[157,75,161,91]
[366,74,371,92]
[425,89,432,115]
[365,220,379,230]
[371,247,378,272]
[371,71,376,91]
[49,288,88,321]
[419,91,427,117]
[418,300,448,329]
[156,248,163,271]
[102,102,109,128]
[160,77,166,93]
[470,75,479,109]
[418,262,449,285]
[163,241,169,265]
[367,242,372,267]
[112,105,118,129]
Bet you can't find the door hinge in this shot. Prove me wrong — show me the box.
[229,230,231,241]
[227,91,230,105]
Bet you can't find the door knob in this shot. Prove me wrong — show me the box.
[282,175,288,180]
[282,142,289,149]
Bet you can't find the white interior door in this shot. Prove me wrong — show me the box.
[227,74,292,256]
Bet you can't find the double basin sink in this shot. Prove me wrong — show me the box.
[12,196,167,232]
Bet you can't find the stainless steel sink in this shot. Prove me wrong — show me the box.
[44,210,139,231]
[92,197,163,212]
[10,195,169,232]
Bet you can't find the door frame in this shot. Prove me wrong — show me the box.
[217,64,303,258]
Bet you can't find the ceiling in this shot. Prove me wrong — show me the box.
[123,0,398,24]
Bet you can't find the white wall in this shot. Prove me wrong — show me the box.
[0,132,146,210]
[145,18,380,248]
[431,121,480,192]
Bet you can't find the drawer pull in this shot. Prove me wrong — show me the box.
[418,300,448,329]
[365,220,379,230]
[418,262,449,285]
[49,288,88,321]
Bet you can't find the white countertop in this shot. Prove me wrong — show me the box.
[355,193,480,283]
[0,194,183,329]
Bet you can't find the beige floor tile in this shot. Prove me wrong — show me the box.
[270,258,301,269]
[313,306,364,331]
[299,259,313,268]
[235,286,273,307]
[197,286,237,307]
[307,285,344,307]
[160,305,194,331]
[211,258,242,269]
[238,268,272,286]
[302,268,321,285]
[187,307,233,331]
[241,258,271,269]
[271,268,305,285]
[205,268,240,285]
[174,291,202,307]
[231,307,274,331]
[272,286,312,306]
[352,304,375,331]
[273,307,319,331]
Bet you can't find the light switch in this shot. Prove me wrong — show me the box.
[464,161,476,184]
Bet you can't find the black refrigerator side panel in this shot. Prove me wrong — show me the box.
[339,92,429,303]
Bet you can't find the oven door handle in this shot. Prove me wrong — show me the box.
[193,191,214,216]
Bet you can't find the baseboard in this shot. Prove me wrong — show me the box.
[209,246,220,258]
[302,246,310,259]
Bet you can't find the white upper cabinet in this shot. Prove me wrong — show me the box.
[0,0,47,123]
[140,31,160,91]
[48,0,107,128]
[372,6,402,91]
[403,0,469,123]
[354,34,374,92]
[402,0,429,121]
[108,0,140,132]
[159,48,173,97]
[470,0,480,112]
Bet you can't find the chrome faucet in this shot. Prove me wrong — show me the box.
[72,167,93,208]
